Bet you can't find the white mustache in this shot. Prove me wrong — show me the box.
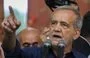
[46,36,66,46]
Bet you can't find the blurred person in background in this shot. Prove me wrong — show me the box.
[18,27,42,48]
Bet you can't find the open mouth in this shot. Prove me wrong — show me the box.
[53,34,62,38]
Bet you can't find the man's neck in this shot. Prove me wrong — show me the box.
[64,45,72,54]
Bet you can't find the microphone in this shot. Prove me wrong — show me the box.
[57,40,65,58]
[42,37,52,58]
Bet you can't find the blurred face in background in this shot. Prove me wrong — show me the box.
[19,29,42,48]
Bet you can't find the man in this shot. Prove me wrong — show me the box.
[2,6,21,58]
[1,6,87,58]
[46,0,90,57]
[41,6,87,58]
[1,6,43,58]
[17,27,43,58]
[18,27,42,48]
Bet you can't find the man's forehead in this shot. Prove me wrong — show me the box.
[50,6,80,20]
[50,9,77,25]
[53,9,76,15]
[52,9,77,19]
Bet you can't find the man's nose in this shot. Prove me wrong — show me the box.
[54,23,62,32]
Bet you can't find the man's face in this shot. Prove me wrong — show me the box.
[20,31,42,48]
[48,9,80,46]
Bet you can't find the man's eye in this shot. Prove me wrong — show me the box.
[32,42,38,46]
[23,43,30,47]
[51,21,57,24]
[61,23,69,29]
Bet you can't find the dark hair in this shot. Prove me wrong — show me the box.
[45,0,79,11]
[81,11,90,37]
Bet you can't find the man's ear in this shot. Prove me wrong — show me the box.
[73,29,80,40]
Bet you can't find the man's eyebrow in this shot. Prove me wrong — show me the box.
[51,20,57,22]
[60,21,69,26]
[32,42,38,45]
[60,21,67,24]
[23,42,30,45]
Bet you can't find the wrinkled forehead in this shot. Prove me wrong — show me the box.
[53,8,77,17]
[51,9,77,23]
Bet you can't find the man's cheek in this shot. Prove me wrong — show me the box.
[63,34,73,43]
